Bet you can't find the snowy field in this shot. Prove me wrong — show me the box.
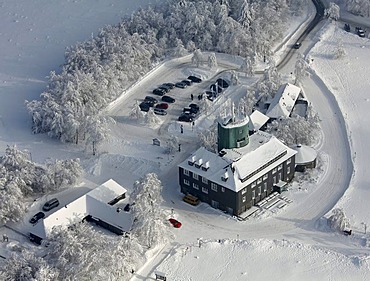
[0,1,370,280]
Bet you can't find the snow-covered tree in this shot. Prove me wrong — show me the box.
[129,102,145,120]
[239,89,257,116]
[208,52,218,69]
[334,40,347,59]
[198,120,218,152]
[294,53,311,84]
[1,250,59,281]
[130,173,173,248]
[167,135,179,154]
[84,115,114,155]
[240,56,255,77]
[230,70,240,86]
[144,108,161,127]
[267,111,320,146]
[328,208,350,232]
[45,158,83,191]
[344,0,370,17]
[325,2,340,21]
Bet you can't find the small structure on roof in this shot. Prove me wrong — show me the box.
[266,83,302,119]
[291,144,317,172]
[249,110,269,134]
[29,179,132,245]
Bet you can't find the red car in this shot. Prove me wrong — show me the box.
[169,218,182,228]
[155,103,169,109]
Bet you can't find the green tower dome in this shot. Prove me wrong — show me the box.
[217,115,249,152]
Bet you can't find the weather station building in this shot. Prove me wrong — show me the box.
[178,113,297,216]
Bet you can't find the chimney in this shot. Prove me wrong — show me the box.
[195,158,203,169]
[188,155,196,166]
[202,161,210,171]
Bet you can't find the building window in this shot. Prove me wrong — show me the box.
[242,196,246,203]
[287,166,291,174]
[258,186,261,195]
[211,183,218,192]
[251,182,256,188]
[257,178,262,184]
[184,169,190,176]
[263,174,268,181]
[278,164,282,171]
[193,173,199,180]
[242,188,246,195]
[252,190,255,199]
[193,183,199,190]
[272,167,277,174]
[221,187,225,192]
[287,158,291,164]
[273,176,277,184]
[263,182,267,192]
[202,187,208,194]
[239,129,243,134]
[202,177,208,184]
[184,179,190,186]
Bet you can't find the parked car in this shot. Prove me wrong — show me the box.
[163,82,175,89]
[178,113,194,122]
[144,96,158,104]
[124,204,131,212]
[189,103,200,113]
[181,79,193,86]
[161,95,175,103]
[183,194,200,206]
[357,28,365,37]
[169,218,182,228]
[210,84,223,93]
[154,108,167,115]
[155,102,169,109]
[184,106,198,115]
[30,212,45,224]
[175,82,188,89]
[293,42,302,49]
[158,85,170,93]
[42,198,59,211]
[187,75,202,83]
[206,91,217,101]
[216,78,229,88]
[153,88,166,96]
[139,102,151,112]
[344,23,350,32]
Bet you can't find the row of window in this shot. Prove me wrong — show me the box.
[183,179,225,193]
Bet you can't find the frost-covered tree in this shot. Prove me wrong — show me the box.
[294,53,311,84]
[334,40,346,59]
[0,146,82,224]
[129,102,145,120]
[240,56,255,77]
[198,120,218,152]
[267,109,320,146]
[328,208,350,232]
[191,49,204,67]
[208,53,218,69]
[144,108,161,127]
[325,2,340,21]
[84,115,114,155]
[130,173,172,248]
[1,250,59,281]
[239,89,257,116]
[167,135,179,154]
[344,0,370,17]
[230,70,240,86]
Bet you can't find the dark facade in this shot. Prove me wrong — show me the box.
[179,155,296,216]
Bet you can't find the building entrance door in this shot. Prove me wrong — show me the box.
[211,200,219,209]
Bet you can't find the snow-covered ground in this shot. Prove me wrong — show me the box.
[0,1,370,280]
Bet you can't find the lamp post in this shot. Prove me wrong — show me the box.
[361,222,367,234]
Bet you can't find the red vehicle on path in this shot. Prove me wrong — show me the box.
[169,218,182,228]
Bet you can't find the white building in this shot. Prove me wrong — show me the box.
[30,179,132,244]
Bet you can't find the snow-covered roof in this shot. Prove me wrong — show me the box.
[266,83,301,119]
[291,144,317,164]
[218,114,249,129]
[249,110,269,132]
[31,179,131,239]
[179,132,297,192]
